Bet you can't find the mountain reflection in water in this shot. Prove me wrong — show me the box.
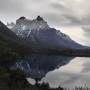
[10,55,73,82]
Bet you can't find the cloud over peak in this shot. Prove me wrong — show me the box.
[0,0,90,26]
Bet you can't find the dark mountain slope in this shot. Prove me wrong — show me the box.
[0,21,32,61]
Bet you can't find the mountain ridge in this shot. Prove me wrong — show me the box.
[11,16,88,51]
[0,16,90,57]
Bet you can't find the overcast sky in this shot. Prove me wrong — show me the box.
[0,0,90,27]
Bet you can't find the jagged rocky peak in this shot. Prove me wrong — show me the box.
[14,16,49,31]
[19,16,26,20]
[16,16,26,22]
[36,16,44,21]
[16,16,46,24]
[16,16,27,25]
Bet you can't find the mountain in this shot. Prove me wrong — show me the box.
[11,16,89,55]
[0,16,88,56]
[0,21,32,61]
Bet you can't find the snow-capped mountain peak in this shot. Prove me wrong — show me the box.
[16,16,49,29]
[12,16,50,37]
[11,16,86,51]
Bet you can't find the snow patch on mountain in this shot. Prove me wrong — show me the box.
[7,22,15,29]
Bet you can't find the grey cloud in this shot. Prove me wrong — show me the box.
[0,0,90,25]
[63,15,81,25]
[50,0,90,25]
[0,0,26,14]
[44,12,81,27]
[51,3,65,10]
